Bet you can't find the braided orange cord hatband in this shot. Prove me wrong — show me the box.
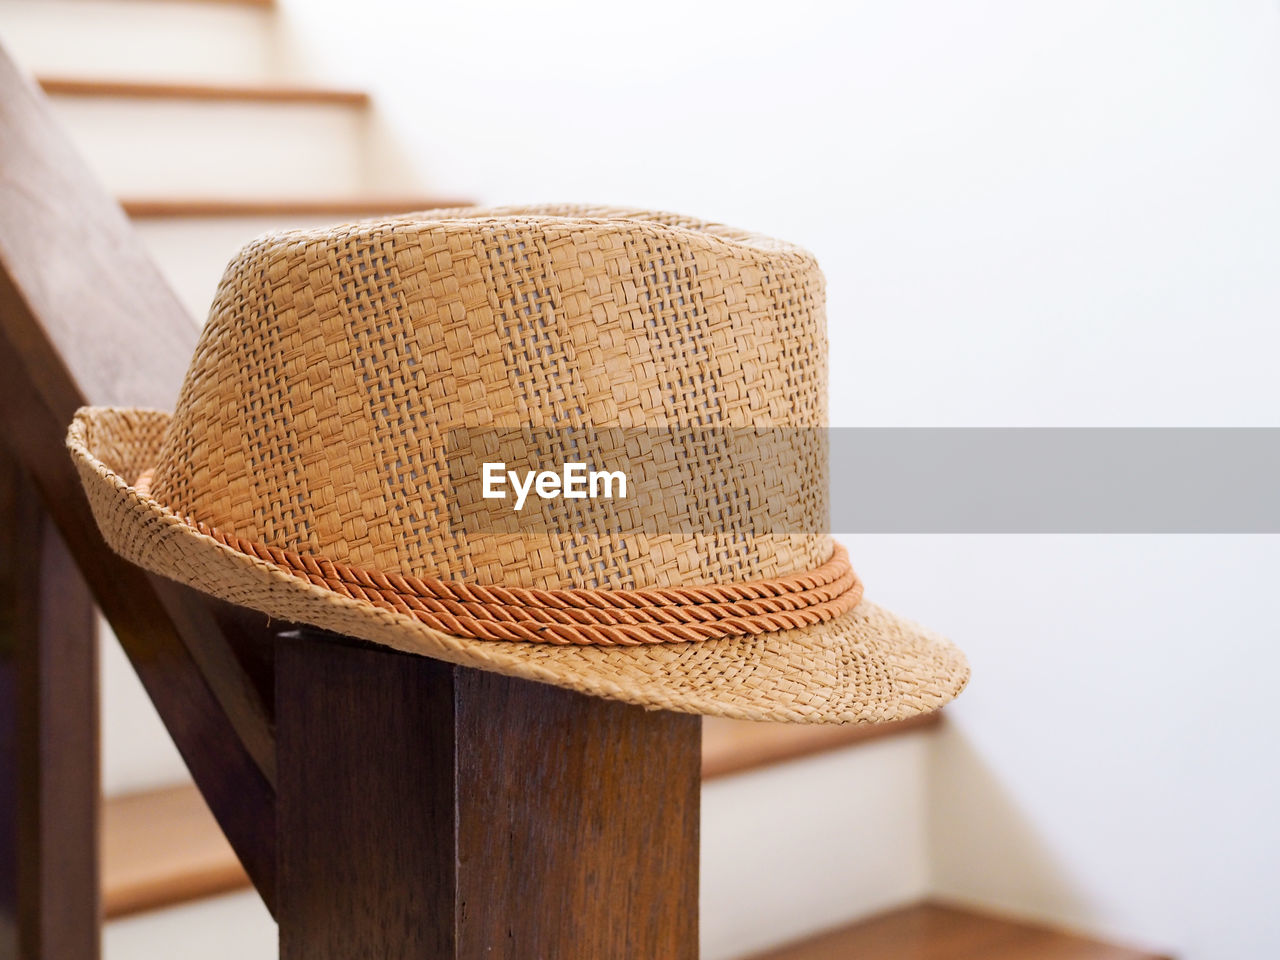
[140,468,861,646]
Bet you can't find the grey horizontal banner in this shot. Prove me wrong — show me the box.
[440,428,1279,534]
[827,428,1279,533]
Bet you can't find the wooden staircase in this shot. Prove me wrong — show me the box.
[0,2,1175,958]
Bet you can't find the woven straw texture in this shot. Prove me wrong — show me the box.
[66,205,968,722]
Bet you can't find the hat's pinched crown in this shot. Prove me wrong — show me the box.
[149,205,830,590]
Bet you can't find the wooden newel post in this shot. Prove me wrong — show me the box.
[275,629,701,960]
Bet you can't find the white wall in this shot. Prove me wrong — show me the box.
[286,0,1280,432]
[702,737,932,960]
[279,2,1280,957]
[875,535,1280,959]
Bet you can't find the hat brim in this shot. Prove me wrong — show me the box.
[67,407,969,723]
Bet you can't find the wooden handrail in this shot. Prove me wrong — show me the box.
[0,41,277,916]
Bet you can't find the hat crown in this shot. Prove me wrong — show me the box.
[148,206,831,589]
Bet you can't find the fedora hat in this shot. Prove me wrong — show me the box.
[66,205,967,723]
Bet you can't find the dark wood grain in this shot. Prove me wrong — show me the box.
[276,630,701,960]
[742,902,1172,960]
[0,42,277,909]
[0,449,98,960]
[453,667,700,958]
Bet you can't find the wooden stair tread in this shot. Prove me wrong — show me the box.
[702,711,939,779]
[102,784,254,918]
[122,196,475,218]
[103,714,941,918]
[38,76,368,106]
[169,0,274,6]
[742,902,1171,960]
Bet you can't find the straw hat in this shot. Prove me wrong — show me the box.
[66,205,967,723]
